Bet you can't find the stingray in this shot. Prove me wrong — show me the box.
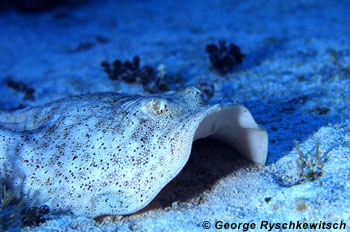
[0,86,268,217]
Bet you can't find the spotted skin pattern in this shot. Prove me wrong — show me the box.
[0,87,267,217]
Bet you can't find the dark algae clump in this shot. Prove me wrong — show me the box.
[101,57,186,94]
[101,53,215,99]
[6,80,35,101]
[101,56,154,84]
[20,205,51,227]
[205,40,245,74]
[0,184,23,230]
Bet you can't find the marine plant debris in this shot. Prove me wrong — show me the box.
[205,40,246,74]
[6,80,35,101]
[275,142,325,187]
[20,205,51,227]
[0,184,23,230]
[101,56,186,93]
[294,141,324,186]
[101,56,216,99]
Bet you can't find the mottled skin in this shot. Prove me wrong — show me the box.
[0,87,267,217]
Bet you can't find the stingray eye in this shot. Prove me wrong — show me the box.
[143,99,168,115]
[180,86,206,106]
[183,86,202,96]
[183,86,205,102]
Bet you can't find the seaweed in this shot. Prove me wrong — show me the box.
[143,64,185,94]
[0,182,51,229]
[0,184,23,230]
[6,80,35,101]
[294,141,324,186]
[66,35,109,53]
[101,57,214,99]
[67,41,94,53]
[101,56,152,83]
[1,185,14,208]
[274,142,325,188]
[205,40,246,74]
[95,35,110,44]
[20,205,51,227]
[101,57,186,94]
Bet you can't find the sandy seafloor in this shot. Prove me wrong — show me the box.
[0,0,349,231]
